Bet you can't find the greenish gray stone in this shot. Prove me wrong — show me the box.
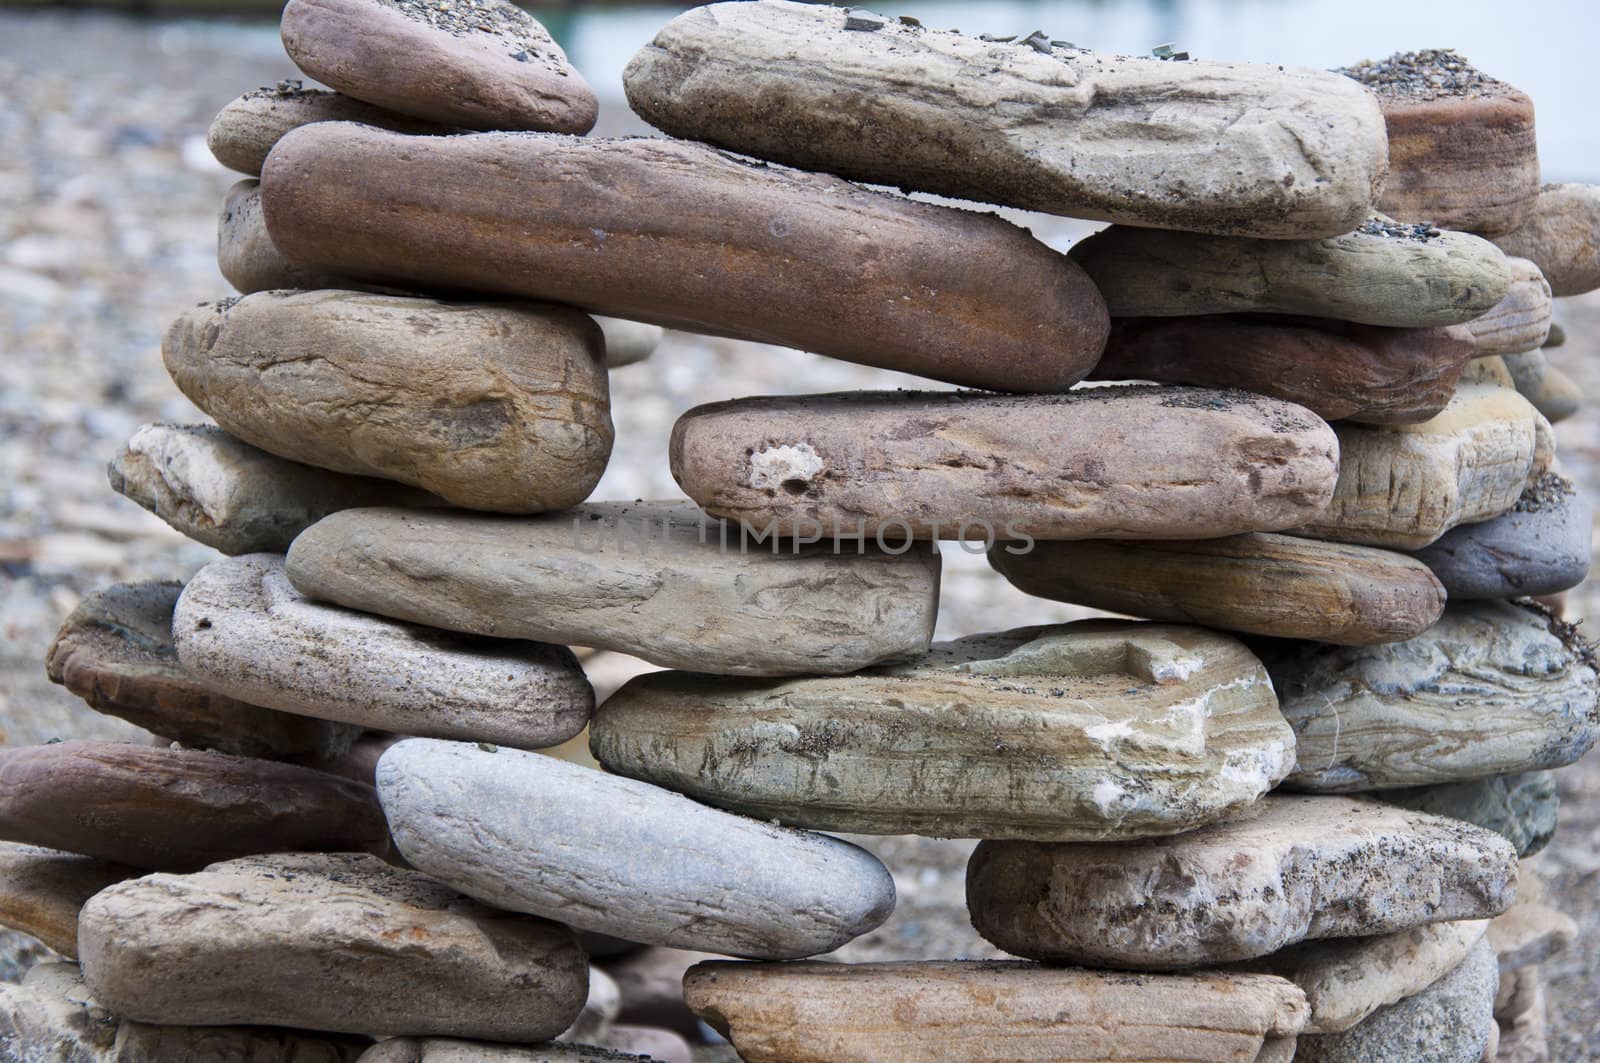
[1377,772,1559,856]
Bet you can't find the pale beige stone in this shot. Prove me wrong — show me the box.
[1462,356,1515,387]
[682,960,1310,1063]
[1464,257,1553,356]
[1297,385,1555,549]
[0,843,133,959]
[207,82,455,176]
[594,621,1292,841]
[1492,184,1600,296]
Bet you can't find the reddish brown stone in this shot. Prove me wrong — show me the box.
[1091,316,1477,425]
[260,124,1110,392]
[0,741,389,871]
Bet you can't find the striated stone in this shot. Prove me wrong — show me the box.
[377,738,895,959]
[0,843,133,959]
[174,553,592,749]
[0,962,369,1062]
[1089,316,1475,425]
[1237,920,1488,1033]
[1378,773,1560,857]
[285,502,940,677]
[1409,473,1590,600]
[45,579,360,759]
[207,81,454,175]
[1492,184,1600,295]
[109,422,440,555]
[597,318,661,369]
[0,740,388,871]
[1069,218,1510,326]
[1258,601,1599,792]
[360,1040,649,1062]
[280,0,596,132]
[1488,902,1576,973]
[625,0,1386,238]
[595,621,1292,841]
[218,179,358,295]
[683,960,1310,1063]
[670,388,1338,541]
[1342,50,1539,235]
[163,290,611,513]
[966,795,1518,969]
[1296,385,1555,550]
[1503,350,1582,424]
[601,947,716,1035]
[990,533,1444,646]
[1294,937,1498,1062]
[78,853,586,1040]
[260,125,1109,393]
[1464,257,1553,356]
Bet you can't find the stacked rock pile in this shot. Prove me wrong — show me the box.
[3,1,1600,1060]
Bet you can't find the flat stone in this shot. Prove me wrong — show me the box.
[1296,385,1555,549]
[1237,920,1488,1033]
[280,0,596,132]
[670,388,1338,541]
[596,317,661,368]
[361,1041,649,1062]
[109,421,440,555]
[1487,902,1576,973]
[1341,51,1539,235]
[0,962,369,1062]
[601,948,717,1035]
[218,179,359,294]
[174,553,593,749]
[1464,257,1553,356]
[163,290,612,513]
[0,740,389,871]
[625,1,1386,238]
[377,738,896,959]
[78,852,586,1039]
[990,533,1445,646]
[1409,473,1591,599]
[1258,601,1600,791]
[259,125,1110,393]
[285,502,940,677]
[1503,350,1582,424]
[1492,184,1600,296]
[966,795,1518,969]
[208,81,455,175]
[595,621,1290,841]
[1377,773,1560,857]
[45,579,361,758]
[1294,937,1498,1062]
[1088,316,1476,425]
[1069,218,1510,326]
[0,843,133,959]
[683,960,1309,1063]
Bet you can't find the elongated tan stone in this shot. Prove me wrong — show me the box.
[218,179,358,294]
[1261,601,1599,792]
[109,422,440,555]
[378,738,896,959]
[78,853,587,1039]
[1342,50,1539,235]
[286,502,940,677]
[0,843,133,959]
[594,621,1292,841]
[175,553,593,749]
[1070,219,1510,326]
[208,81,455,175]
[281,0,597,132]
[1296,385,1554,549]
[671,388,1338,541]
[45,579,361,758]
[1464,257,1553,356]
[260,125,1109,392]
[625,1,1386,238]
[683,960,1310,1063]
[0,740,388,871]
[0,963,369,1062]
[1237,920,1489,1033]
[163,290,612,513]
[1089,317,1476,425]
[1491,184,1600,295]
[990,533,1444,645]
[966,796,1518,969]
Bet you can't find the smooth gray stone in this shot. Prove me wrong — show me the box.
[1410,474,1591,599]
[376,738,896,960]
[1378,773,1559,857]
[1293,937,1497,1063]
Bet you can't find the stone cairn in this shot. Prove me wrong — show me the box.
[3,3,1598,1061]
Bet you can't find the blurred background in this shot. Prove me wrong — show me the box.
[0,0,1597,1057]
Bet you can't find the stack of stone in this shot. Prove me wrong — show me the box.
[3,1,1599,1060]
